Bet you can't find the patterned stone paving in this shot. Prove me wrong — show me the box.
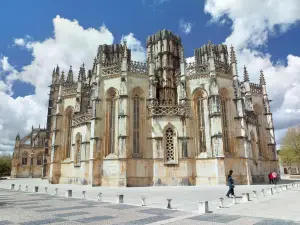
[0,188,300,225]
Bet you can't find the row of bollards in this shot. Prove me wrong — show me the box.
[9,182,300,214]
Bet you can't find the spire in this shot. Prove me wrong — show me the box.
[16,133,20,141]
[243,66,249,82]
[230,45,237,64]
[260,70,266,85]
[78,64,86,82]
[55,65,60,74]
[52,68,55,77]
[60,71,65,83]
[66,66,73,84]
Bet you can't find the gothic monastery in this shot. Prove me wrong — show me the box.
[11,29,279,186]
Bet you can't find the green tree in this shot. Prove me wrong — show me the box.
[0,153,12,177]
[279,126,300,171]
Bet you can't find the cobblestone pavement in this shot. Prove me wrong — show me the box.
[1,188,300,225]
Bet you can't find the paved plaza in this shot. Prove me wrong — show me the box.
[0,179,300,224]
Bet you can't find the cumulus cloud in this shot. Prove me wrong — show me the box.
[0,15,146,152]
[179,19,193,35]
[121,33,146,62]
[204,0,300,145]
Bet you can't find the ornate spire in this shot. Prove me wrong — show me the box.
[260,70,266,85]
[60,71,65,83]
[77,64,86,82]
[243,66,249,82]
[230,45,237,64]
[55,65,60,74]
[16,133,20,141]
[52,68,55,77]
[66,66,73,84]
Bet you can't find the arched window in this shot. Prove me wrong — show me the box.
[37,154,43,165]
[64,107,73,159]
[250,131,257,161]
[133,93,140,154]
[220,89,229,153]
[22,152,28,165]
[194,91,206,152]
[74,133,82,165]
[254,106,263,157]
[106,89,117,155]
[165,127,175,163]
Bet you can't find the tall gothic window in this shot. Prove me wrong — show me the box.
[254,106,263,157]
[22,152,28,165]
[37,154,42,165]
[197,94,206,152]
[65,108,73,159]
[220,89,229,153]
[250,131,257,161]
[75,133,81,165]
[133,93,140,154]
[106,89,116,154]
[165,127,175,162]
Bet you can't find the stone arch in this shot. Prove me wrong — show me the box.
[63,106,74,160]
[163,123,178,164]
[192,88,208,153]
[105,87,118,156]
[219,88,230,153]
[74,132,82,166]
[130,87,145,157]
[21,152,28,165]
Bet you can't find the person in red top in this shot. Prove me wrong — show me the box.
[268,172,273,184]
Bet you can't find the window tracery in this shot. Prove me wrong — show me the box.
[133,93,140,154]
[22,152,28,165]
[74,133,82,165]
[106,89,117,155]
[220,89,229,153]
[196,93,206,152]
[165,127,175,162]
[64,107,73,159]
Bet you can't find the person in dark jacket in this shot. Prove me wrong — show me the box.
[226,170,235,198]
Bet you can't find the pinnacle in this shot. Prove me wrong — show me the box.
[230,45,237,64]
[260,70,266,85]
[243,66,249,82]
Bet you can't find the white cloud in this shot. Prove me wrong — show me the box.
[179,19,193,35]
[14,38,25,46]
[121,33,146,62]
[204,0,300,145]
[0,15,146,152]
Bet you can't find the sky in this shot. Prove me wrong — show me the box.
[1,0,300,153]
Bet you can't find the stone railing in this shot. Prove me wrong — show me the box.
[128,61,148,75]
[148,100,190,117]
[250,83,262,94]
[186,62,209,75]
[215,60,231,74]
[101,61,122,76]
[72,108,92,127]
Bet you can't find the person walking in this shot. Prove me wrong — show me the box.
[268,172,274,184]
[272,171,278,185]
[226,170,235,198]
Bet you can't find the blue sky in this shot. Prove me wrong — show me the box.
[1,0,300,152]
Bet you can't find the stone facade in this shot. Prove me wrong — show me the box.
[11,127,50,178]
[12,29,279,186]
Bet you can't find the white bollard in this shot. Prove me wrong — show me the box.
[198,201,209,213]
[242,193,250,202]
[54,188,58,195]
[10,184,15,190]
[33,186,39,193]
[116,194,123,204]
[253,191,257,198]
[66,190,72,198]
[219,197,224,208]
[82,191,86,199]
[18,185,21,191]
[270,188,274,195]
[97,192,102,201]
[45,187,48,193]
[261,189,265,196]
[166,198,172,209]
[232,196,236,204]
[141,196,146,206]
[25,186,28,192]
